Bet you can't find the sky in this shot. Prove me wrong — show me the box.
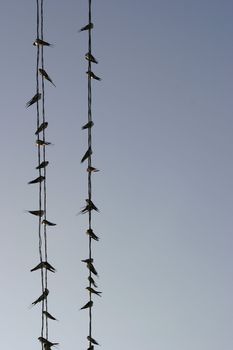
[1,0,233,349]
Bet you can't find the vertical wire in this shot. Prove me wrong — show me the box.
[36,0,45,345]
[40,0,49,340]
[88,0,93,346]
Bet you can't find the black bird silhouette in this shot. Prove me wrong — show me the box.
[36,161,49,169]
[33,38,53,47]
[27,210,44,217]
[81,259,98,276]
[31,261,56,273]
[82,258,94,263]
[26,93,41,108]
[80,300,93,310]
[87,166,99,173]
[85,52,98,64]
[35,122,48,135]
[81,147,92,163]
[39,68,56,87]
[43,311,58,321]
[87,336,99,346]
[79,23,94,32]
[38,337,58,347]
[36,139,53,146]
[86,199,99,212]
[88,276,98,288]
[79,199,99,214]
[86,71,101,81]
[31,288,49,306]
[28,175,45,185]
[42,219,56,226]
[86,287,102,297]
[82,121,94,130]
[87,262,98,276]
[86,229,99,241]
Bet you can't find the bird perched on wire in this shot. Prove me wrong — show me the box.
[86,71,101,81]
[36,161,49,169]
[87,262,98,276]
[88,276,98,288]
[36,139,53,146]
[30,261,56,273]
[87,166,99,173]
[82,121,94,130]
[38,337,59,348]
[85,52,98,64]
[42,219,56,226]
[27,209,44,217]
[35,122,48,135]
[79,199,99,214]
[81,147,92,163]
[81,258,94,263]
[39,68,56,87]
[79,23,94,32]
[87,336,99,346]
[82,259,98,277]
[80,300,93,310]
[43,311,58,321]
[86,228,99,241]
[33,38,53,47]
[31,288,49,306]
[86,199,99,212]
[26,93,41,108]
[28,175,45,185]
[86,287,102,297]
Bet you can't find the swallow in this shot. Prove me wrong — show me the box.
[82,258,94,263]
[79,23,94,32]
[87,336,99,346]
[79,199,99,214]
[87,166,99,173]
[42,219,56,226]
[33,39,53,47]
[86,229,99,241]
[86,71,101,81]
[35,122,48,135]
[86,287,102,297]
[30,261,56,273]
[39,68,56,87]
[31,288,49,306]
[43,311,58,321]
[88,276,98,288]
[26,93,41,108]
[86,199,99,212]
[28,175,45,185]
[87,262,98,276]
[38,337,58,347]
[82,121,94,130]
[36,161,49,169]
[36,139,53,146]
[81,147,92,163]
[80,300,93,310]
[85,52,98,64]
[27,210,44,217]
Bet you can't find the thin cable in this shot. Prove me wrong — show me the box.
[36,0,45,345]
[88,0,93,347]
[40,0,49,339]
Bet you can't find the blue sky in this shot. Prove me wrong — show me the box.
[1,0,233,349]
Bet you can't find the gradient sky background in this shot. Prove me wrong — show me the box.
[1,0,233,349]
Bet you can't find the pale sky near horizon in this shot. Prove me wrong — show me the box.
[1,1,233,349]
